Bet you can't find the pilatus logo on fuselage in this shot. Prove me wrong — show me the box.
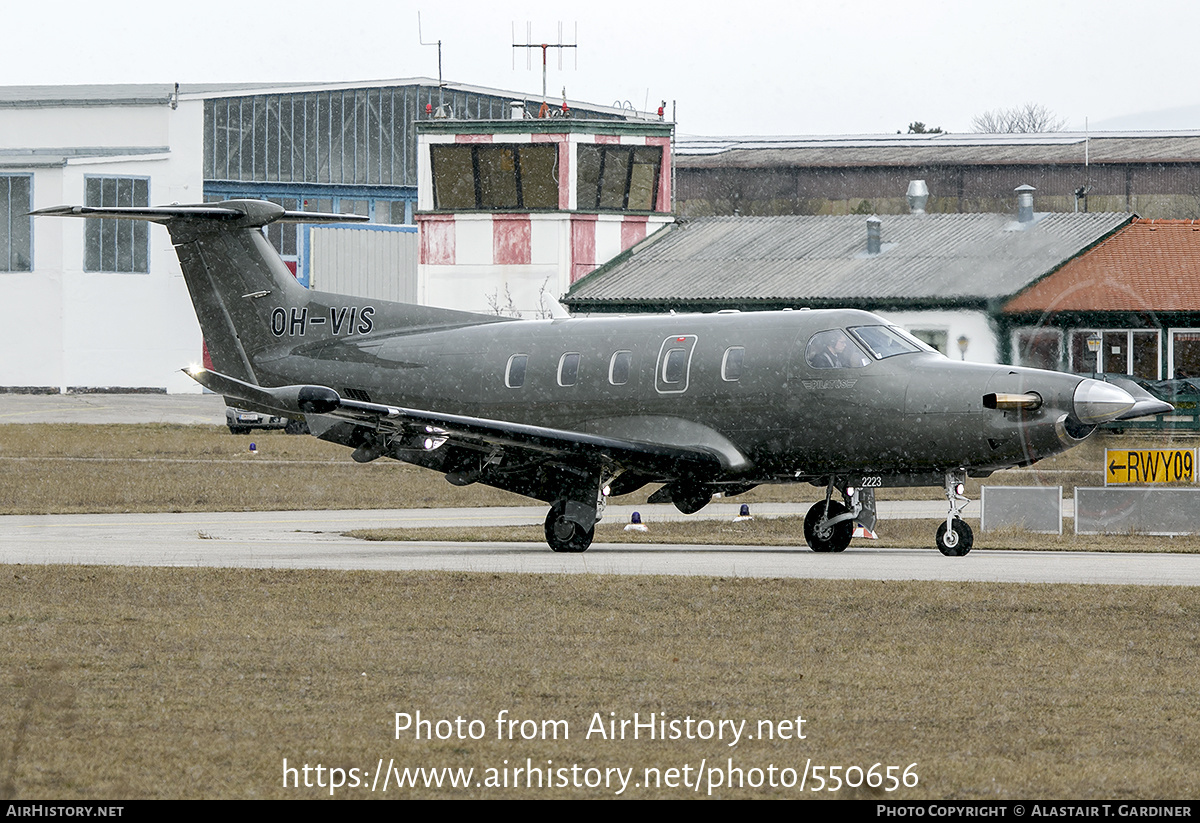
[271,306,375,337]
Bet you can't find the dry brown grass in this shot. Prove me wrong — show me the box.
[2,566,1198,799]
[0,424,528,514]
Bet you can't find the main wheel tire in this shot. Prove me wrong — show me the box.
[284,419,309,435]
[935,518,973,556]
[544,503,594,553]
[804,500,853,553]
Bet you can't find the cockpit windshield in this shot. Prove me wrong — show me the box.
[804,329,871,369]
[848,325,931,360]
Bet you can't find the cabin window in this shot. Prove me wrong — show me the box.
[662,349,687,383]
[558,352,581,387]
[0,175,32,272]
[805,330,868,370]
[85,176,149,273]
[506,354,529,388]
[722,347,745,381]
[609,351,632,385]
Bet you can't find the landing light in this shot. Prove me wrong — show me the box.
[955,483,965,496]
[602,485,611,497]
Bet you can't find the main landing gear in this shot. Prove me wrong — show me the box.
[804,499,853,552]
[543,468,618,553]
[936,470,973,556]
[544,501,595,553]
[804,480,873,553]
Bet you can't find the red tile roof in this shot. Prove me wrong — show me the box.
[1005,218,1200,313]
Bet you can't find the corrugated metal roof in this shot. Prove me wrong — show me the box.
[1004,218,1200,313]
[675,132,1200,167]
[0,80,650,120]
[0,85,180,107]
[565,212,1133,308]
[0,147,170,168]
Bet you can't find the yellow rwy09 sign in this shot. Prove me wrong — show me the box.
[1105,448,1195,485]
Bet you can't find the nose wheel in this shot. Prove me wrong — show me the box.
[936,518,973,556]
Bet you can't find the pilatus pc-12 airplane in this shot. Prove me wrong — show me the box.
[36,200,1168,556]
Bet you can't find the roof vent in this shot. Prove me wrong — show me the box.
[867,215,882,255]
[906,180,929,214]
[1016,184,1036,223]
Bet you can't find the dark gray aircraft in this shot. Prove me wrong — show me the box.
[36,200,1167,556]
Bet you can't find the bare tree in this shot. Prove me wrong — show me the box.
[971,103,1067,134]
[485,283,522,318]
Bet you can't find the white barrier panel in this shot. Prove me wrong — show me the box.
[980,486,1062,534]
[1075,486,1200,536]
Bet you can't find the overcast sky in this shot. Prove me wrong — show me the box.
[6,0,1199,135]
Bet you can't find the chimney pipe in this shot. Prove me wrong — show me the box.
[906,180,929,214]
[867,215,882,255]
[1016,184,1036,223]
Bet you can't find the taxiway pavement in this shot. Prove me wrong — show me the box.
[2,504,1191,586]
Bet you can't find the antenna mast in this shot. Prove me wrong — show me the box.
[512,21,577,117]
[418,12,445,107]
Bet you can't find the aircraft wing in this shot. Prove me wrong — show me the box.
[187,367,725,477]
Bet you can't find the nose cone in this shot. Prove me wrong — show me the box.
[1073,379,1136,424]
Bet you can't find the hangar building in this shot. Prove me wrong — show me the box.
[0,80,645,393]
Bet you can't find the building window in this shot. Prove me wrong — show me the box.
[1170,331,1200,379]
[577,144,661,211]
[0,175,32,272]
[1069,329,1160,379]
[1012,328,1063,371]
[85,177,149,272]
[430,144,559,211]
[909,329,948,356]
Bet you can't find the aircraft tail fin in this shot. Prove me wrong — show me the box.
[32,200,505,387]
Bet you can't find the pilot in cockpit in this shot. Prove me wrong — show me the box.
[807,329,854,369]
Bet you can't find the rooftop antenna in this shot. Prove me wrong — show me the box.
[418,12,445,108]
[513,21,577,118]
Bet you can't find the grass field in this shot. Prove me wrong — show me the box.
[3,423,1199,799]
[3,567,1198,799]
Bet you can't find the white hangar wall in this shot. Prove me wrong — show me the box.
[0,98,206,393]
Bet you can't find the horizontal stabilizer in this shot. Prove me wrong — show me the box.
[31,199,368,228]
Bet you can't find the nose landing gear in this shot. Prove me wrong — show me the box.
[936,470,973,556]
